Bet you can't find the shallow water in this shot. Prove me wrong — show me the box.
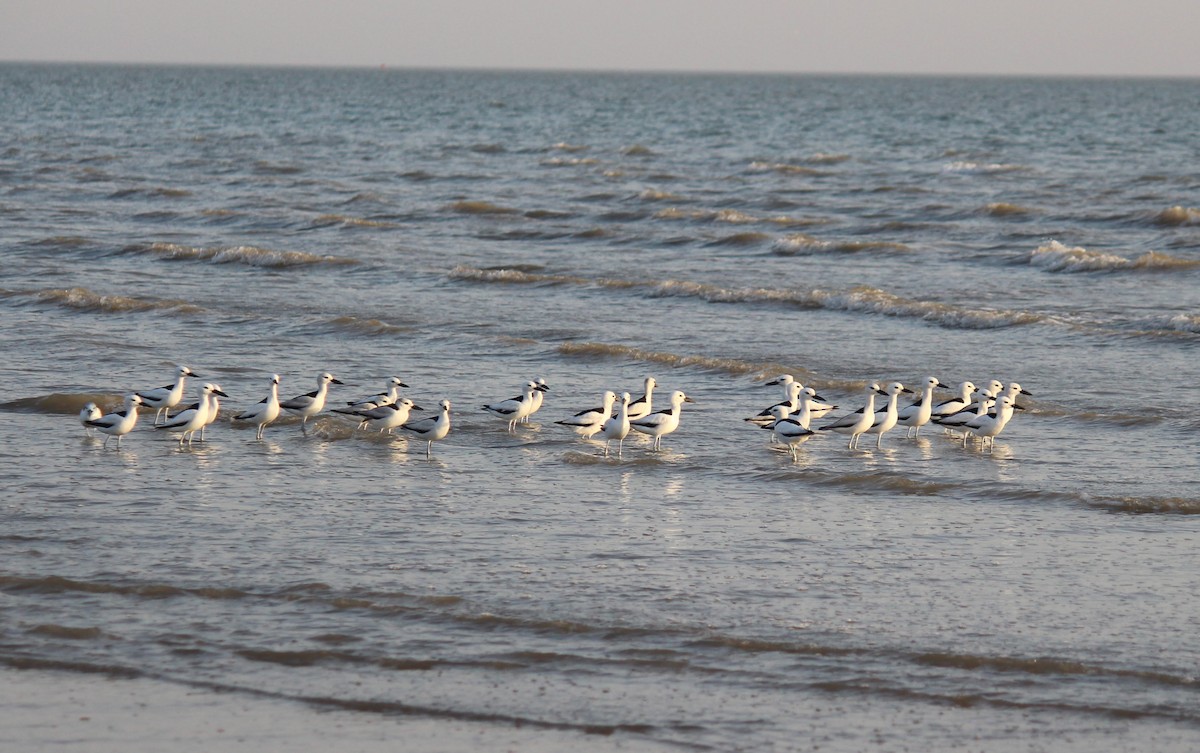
[2,64,1200,750]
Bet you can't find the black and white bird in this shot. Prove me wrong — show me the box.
[761,404,815,461]
[157,383,227,446]
[746,381,804,425]
[818,383,884,449]
[789,387,821,430]
[555,390,616,438]
[930,381,977,420]
[864,381,913,449]
[344,376,409,412]
[601,392,632,458]
[482,381,547,431]
[762,374,836,419]
[79,402,102,436]
[933,389,995,433]
[1000,382,1033,402]
[524,376,549,423]
[339,397,420,433]
[625,376,657,421]
[84,394,142,448]
[401,398,451,456]
[137,365,198,425]
[964,395,1019,450]
[764,373,798,401]
[233,374,281,440]
[630,389,693,451]
[897,376,949,437]
[200,383,224,440]
[281,372,343,434]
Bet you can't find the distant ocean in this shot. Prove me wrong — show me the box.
[2,64,1199,751]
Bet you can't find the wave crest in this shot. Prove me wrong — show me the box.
[748,161,824,176]
[638,188,680,202]
[621,144,655,156]
[557,342,798,378]
[3,286,203,316]
[1085,496,1200,515]
[813,285,1041,329]
[1154,205,1200,226]
[451,266,1040,330]
[654,208,764,224]
[942,161,1031,175]
[984,202,1034,216]
[0,392,122,415]
[1029,240,1200,273]
[126,242,359,268]
[323,316,412,336]
[449,265,586,286]
[311,214,395,229]
[772,235,910,255]
[1156,314,1200,334]
[541,157,598,167]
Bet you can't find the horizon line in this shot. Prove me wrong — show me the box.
[2,58,1198,82]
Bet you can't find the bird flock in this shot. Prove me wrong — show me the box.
[79,366,1029,458]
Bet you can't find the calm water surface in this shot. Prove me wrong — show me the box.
[2,64,1199,751]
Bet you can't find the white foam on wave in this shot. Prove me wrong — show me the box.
[638,188,681,202]
[748,161,823,176]
[450,265,1041,329]
[772,234,910,255]
[649,281,1038,328]
[942,161,1030,175]
[1155,206,1200,226]
[1153,314,1200,334]
[1029,240,1200,273]
[132,242,359,268]
[811,285,1042,329]
[541,157,599,167]
[2,286,203,316]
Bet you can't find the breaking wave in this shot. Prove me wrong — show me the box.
[1153,205,1200,226]
[772,234,911,256]
[541,157,599,167]
[649,280,1040,329]
[621,144,655,157]
[638,188,681,202]
[321,315,413,336]
[1028,240,1200,273]
[446,200,520,215]
[942,161,1031,175]
[310,214,396,229]
[983,202,1035,217]
[1149,313,1200,334]
[748,161,825,176]
[1,392,123,415]
[448,265,638,290]
[1082,496,1200,515]
[124,242,359,268]
[449,265,588,287]
[1,287,203,316]
[557,342,799,379]
[450,266,1043,330]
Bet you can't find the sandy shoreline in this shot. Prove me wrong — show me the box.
[1,668,659,752]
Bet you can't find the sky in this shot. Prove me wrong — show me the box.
[2,0,1198,78]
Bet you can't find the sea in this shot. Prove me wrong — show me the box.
[1,64,1199,752]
